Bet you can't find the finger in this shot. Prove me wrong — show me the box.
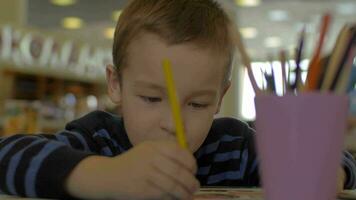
[154,141,197,174]
[148,165,194,200]
[153,154,200,194]
[137,180,166,200]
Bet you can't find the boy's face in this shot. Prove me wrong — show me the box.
[107,33,230,152]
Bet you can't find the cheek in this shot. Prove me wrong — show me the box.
[185,111,215,152]
[121,96,159,145]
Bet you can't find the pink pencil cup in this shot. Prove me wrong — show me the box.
[254,93,348,200]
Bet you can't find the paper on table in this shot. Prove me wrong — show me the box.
[194,188,356,200]
[194,188,263,200]
[339,190,356,200]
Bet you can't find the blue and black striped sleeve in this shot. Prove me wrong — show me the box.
[0,132,93,199]
[0,111,128,199]
[343,151,356,189]
[195,117,260,186]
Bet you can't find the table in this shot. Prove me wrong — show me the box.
[1,188,356,199]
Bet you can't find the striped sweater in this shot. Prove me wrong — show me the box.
[0,110,355,199]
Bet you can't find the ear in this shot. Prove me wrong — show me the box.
[106,64,121,105]
[215,81,231,114]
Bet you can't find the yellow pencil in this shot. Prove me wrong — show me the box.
[162,59,188,149]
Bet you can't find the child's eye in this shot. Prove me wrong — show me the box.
[189,102,209,109]
[140,96,162,103]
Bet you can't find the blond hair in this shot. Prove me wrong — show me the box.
[113,0,236,84]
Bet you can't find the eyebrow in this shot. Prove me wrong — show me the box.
[133,81,166,93]
[133,80,217,97]
[189,89,217,98]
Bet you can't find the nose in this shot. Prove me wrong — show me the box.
[159,109,176,136]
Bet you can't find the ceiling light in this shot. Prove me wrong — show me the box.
[268,10,289,21]
[112,10,122,21]
[240,27,258,39]
[61,17,83,29]
[50,0,76,6]
[104,27,115,39]
[264,37,282,48]
[235,0,260,7]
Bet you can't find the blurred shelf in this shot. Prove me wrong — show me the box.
[38,119,66,133]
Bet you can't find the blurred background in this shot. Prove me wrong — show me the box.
[0,0,355,151]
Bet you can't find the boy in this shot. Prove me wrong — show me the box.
[0,0,355,199]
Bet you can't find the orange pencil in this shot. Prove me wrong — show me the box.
[305,13,332,91]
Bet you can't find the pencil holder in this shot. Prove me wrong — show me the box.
[254,93,348,200]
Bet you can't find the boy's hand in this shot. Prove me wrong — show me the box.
[66,141,200,200]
